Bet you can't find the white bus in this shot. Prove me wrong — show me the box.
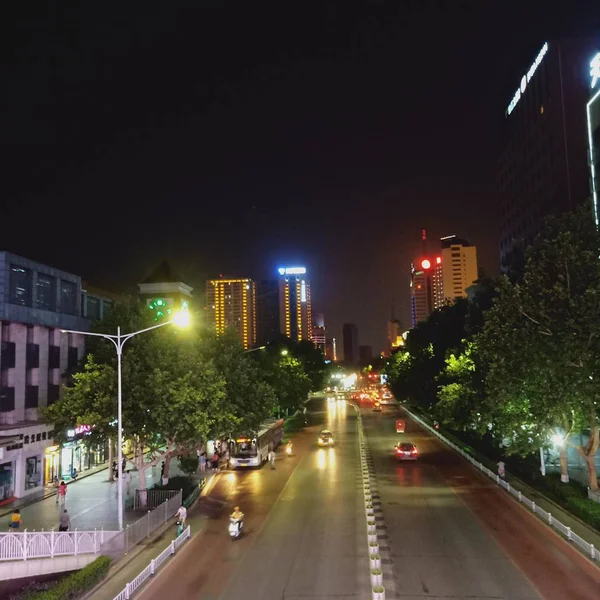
[228,418,285,468]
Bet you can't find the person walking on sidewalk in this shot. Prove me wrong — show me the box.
[58,480,67,506]
[53,476,60,504]
[59,509,71,532]
[268,449,276,470]
[176,504,187,525]
[199,453,206,473]
[9,509,21,531]
[497,461,506,479]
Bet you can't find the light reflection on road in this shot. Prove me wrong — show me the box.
[315,447,336,471]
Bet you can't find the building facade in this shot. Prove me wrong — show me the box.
[588,51,600,225]
[498,39,598,263]
[325,337,337,362]
[342,323,359,364]
[386,319,404,353]
[277,267,312,342]
[256,280,280,346]
[437,236,478,305]
[138,261,193,321]
[206,278,256,349]
[0,252,115,500]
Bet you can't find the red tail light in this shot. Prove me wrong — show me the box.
[411,448,418,454]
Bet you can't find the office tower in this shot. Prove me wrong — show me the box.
[343,323,359,364]
[0,252,115,499]
[436,235,479,305]
[325,337,337,362]
[256,280,280,346]
[359,345,373,364]
[498,39,598,264]
[410,230,442,326]
[206,278,256,349]
[588,51,600,226]
[387,319,404,353]
[312,315,326,354]
[277,266,312,342]
[138,261,193,320]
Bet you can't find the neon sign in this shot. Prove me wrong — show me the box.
[300,280,307,302]
[507,42,548,116]
[66,424,92,438]
[278,267,306,275]
[591,53,600,89]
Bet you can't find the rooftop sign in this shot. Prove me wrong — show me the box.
[278,267,306,275]
[507,42,549,116]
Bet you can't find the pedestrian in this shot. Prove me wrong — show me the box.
[124,470,132,496]
[199,453,206,473]
[112,460,118,479]
[53,476,60,504]
[497,460,505,479]
[9,509,21,531]
[59,509,71,532]
[176,503,187,525]
[160,461,165,479]
[58,480,67,505]
[268,449,276,470]
[71,467,77,480]
[212,451,219,470]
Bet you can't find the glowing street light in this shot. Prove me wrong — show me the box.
[551,433,565,447]
[281,349,289,356]
[60,309,190,531]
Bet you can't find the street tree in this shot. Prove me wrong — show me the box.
[479,206,600,488]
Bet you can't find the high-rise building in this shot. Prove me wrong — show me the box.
[277,266,312,342]
[325,337,337,362]
[359,345,373,364]
[256,280,280,346]
[342,323,359,364]
[206,278,256,349]
[410,230,442,326]
[0,252,116,499]
[387,319,404,353]
[498,39,598,264]
[312,313,326,354]
[588,51,600,226]
[436,235,478,305]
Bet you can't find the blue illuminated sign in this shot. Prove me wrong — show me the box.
[277,267,306,275]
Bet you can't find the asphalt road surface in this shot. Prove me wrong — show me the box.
[137,398,369,600]
[362,402,600,599]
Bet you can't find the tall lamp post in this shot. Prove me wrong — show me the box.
[60,310,190,531]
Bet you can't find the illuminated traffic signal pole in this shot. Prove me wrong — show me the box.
[60,310,190,531]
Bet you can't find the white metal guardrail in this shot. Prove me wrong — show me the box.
[101,490,183,561]
[112,525,191,600]
[404,407,600,561]
[0,529,120,561]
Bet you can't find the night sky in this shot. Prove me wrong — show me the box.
[2,2,598,352]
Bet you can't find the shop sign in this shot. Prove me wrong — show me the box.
[66,424,92,439]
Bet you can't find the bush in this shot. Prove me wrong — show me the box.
[18,555,111,600]
[152,475,197,500]
[178,454,199,477]
[565,497,600,530]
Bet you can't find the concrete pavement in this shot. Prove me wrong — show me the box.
[362,403,600,599]
[133,397,369,600]
[7,458,187,532]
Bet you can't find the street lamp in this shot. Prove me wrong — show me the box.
[60,310,190,531]
[281,349,289,356]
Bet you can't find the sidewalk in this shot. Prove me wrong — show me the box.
[2,458,189,532]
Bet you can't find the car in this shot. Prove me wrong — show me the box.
[395,442,418,460]
[395,419,405,433]
[373,402,382,412]
[318,430,334,446]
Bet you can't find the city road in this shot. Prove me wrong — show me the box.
[362,403,600,599]
[137,397,369,600]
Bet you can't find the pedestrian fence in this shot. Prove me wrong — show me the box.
[0,529,120,561]
[112,525,191,600]
[100,490,183,561]
[404,407,600,561]
[133,488,180,510]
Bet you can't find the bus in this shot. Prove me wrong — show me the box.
[228,418,285,468]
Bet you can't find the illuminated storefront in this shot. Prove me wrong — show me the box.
[58,425,107,479]
[44,445,60,484]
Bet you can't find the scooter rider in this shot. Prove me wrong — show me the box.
[286,440,293,455]
[230,506,244,537]
[231,506,244,521]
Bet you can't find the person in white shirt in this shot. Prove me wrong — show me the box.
[176,504,187,524]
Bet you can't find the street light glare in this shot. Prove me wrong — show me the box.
[281,349,289,356]
[172,310,191,328]
[551,433,565,447]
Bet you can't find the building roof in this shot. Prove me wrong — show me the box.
[142,261,184,284]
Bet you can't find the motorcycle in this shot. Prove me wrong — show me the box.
[229,517,243,540]
[285,443,293,456]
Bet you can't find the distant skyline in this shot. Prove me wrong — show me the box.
[2,2,597,352]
